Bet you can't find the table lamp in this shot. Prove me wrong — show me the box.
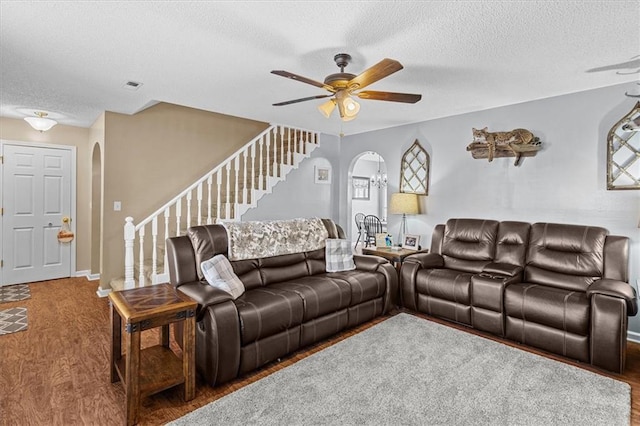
[389,192,420,245]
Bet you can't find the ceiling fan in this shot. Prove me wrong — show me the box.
[271,53,422,121]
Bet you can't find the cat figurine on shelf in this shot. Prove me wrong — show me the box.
[470,127,541,164]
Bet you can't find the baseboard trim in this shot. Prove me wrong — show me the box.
[628,330,640,344]
[96,287,112,298]
[75,270,100,281]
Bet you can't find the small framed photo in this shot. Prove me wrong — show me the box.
[314,166,331,184]
[402,234,420,250]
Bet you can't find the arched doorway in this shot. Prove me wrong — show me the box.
[91,143,102,276]
[348,151,387,249]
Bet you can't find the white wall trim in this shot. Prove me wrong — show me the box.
[96,287,111,298]
[75,270,100,281]
[627,330,640,344]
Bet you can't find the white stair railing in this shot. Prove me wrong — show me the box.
[123,124,319,288]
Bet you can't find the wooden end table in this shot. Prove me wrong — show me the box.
[361,246,429,272]
[109,283,197,426]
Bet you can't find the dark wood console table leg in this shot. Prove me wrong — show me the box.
[183,315,196,400]
[110,302,121,384]
[125,328,141,426]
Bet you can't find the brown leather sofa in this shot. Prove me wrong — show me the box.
[400,218,637,373]
[167,219,398,386]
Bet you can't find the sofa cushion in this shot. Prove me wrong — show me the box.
[526,223,607,290]
[442,218,499,261]
[201,254,245,299]
[271,276,352,321]
[187,225,229,281]
[234,288,304,345]
[259,253,310,286]
[327,270,386,306]
[504,283,590,336]
[415,269,472,305]
[325,239,356,272]
[494,221,531,267]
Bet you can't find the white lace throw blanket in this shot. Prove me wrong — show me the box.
[224,218,329,261]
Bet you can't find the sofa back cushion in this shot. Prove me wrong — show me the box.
[525,223,608,292]
[187,225,229,281]
[442,219,499,273]
[494,221,531,267]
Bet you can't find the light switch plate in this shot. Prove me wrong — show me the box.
[114,201,121,211]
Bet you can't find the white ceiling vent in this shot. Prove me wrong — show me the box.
[122,81,143,91]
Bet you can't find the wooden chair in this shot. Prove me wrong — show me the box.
[354,213,366,248]
[362,215,383,247]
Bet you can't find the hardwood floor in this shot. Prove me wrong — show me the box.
[1,277,639,425]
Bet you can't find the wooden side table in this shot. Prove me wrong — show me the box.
[361,246,428,272]
[109,283,197,426]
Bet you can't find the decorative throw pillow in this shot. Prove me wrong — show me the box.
[201,254,245,299]
[325,238,356,273]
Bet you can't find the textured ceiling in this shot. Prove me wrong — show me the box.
[1,1,639,136]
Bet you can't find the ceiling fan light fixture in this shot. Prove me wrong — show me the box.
[343,97,360,117]
[24,111,57,132]
[318,99,336,118]
[335,90,359,121]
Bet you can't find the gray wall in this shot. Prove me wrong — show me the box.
[242,133,341,223]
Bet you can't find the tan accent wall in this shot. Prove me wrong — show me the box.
[0,117,92,273]
[102,102,269,289]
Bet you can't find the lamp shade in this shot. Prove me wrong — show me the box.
[389,192,419,215]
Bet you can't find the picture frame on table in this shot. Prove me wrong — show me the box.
[402,234,420,250]
[314,166,331,184]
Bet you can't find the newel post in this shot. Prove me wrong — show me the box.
[124,216,135,288]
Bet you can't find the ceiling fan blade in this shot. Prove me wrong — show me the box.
[273,94,333,106]
[356,90,422,103]
[271,70,335,92]
[347,58,403,90]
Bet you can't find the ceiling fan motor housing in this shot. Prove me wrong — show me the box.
[325,53,355,88]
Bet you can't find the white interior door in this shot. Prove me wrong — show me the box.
[2,144,72,286]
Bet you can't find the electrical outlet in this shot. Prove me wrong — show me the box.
[114,201,121,211]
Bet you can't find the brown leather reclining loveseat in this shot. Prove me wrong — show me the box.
[167,218,397,386]
[400,218,637,373]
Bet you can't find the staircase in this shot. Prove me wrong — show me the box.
[117,124,320,290]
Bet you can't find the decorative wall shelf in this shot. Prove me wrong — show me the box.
[466,127,541,166]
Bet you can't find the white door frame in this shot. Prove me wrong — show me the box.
[0,139,77,285]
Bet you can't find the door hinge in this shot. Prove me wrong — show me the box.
[0,155,3,164]
[0,260,3,268]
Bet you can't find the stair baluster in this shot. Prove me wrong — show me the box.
[121,124,320,288]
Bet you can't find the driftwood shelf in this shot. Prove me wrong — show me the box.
[466,143,541,166]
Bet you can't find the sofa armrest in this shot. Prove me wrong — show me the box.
[177,281,234,320]
[481,262,523,278]
[353,254,389,272]
[353,255,398,310]
[587,279,638,316]
[403,252,444,269]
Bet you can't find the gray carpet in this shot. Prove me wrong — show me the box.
[169,313,630,426]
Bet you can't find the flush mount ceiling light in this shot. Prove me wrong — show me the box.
[24,111,57,132]
[272,53,421,122]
